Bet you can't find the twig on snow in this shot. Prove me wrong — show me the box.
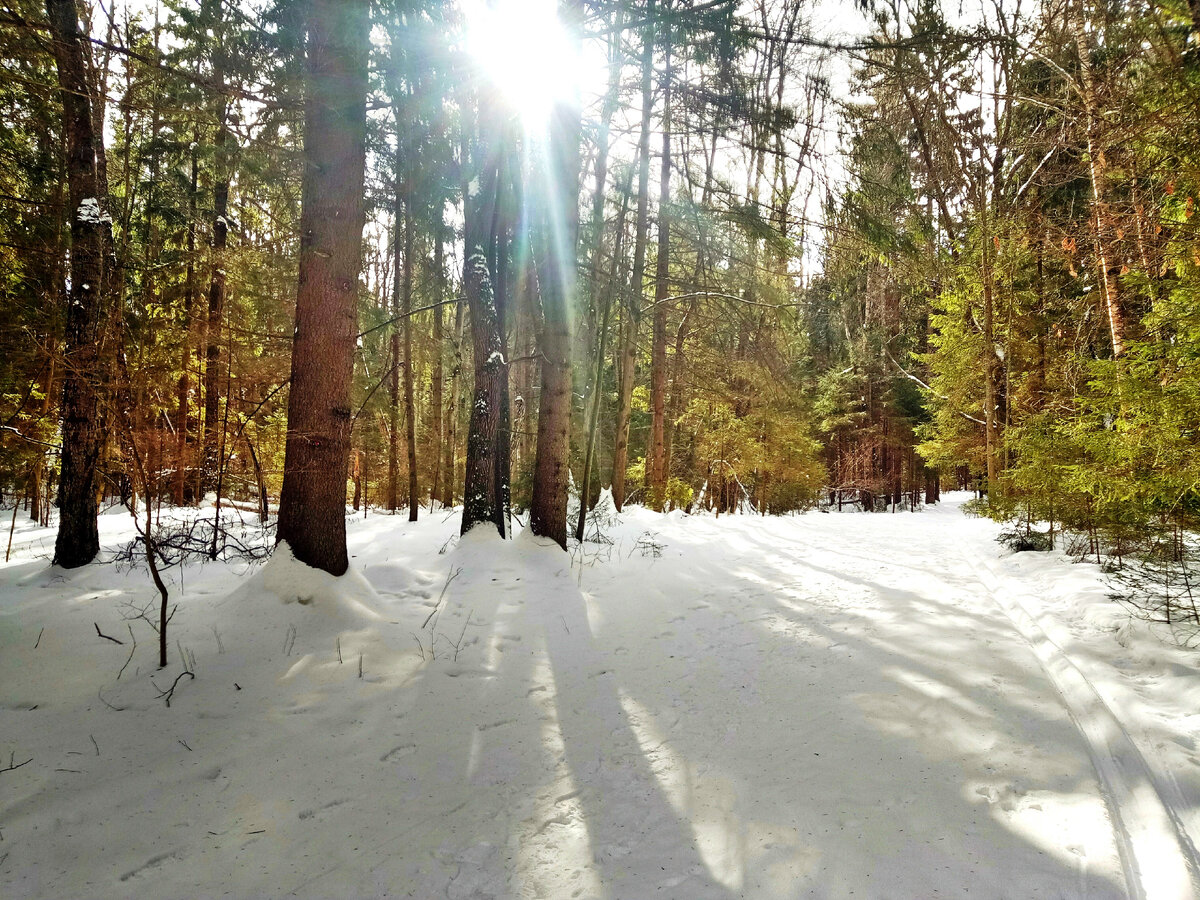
[151,670,195,707]
[94,623,124,644]
[1,752,33,774]
[117,624,137,680]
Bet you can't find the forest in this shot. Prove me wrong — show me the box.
[1,0,1198,581]
[6,2,1200,895]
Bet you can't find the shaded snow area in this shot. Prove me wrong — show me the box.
[3,494,1200,899]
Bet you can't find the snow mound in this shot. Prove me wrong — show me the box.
[262,541,382,623]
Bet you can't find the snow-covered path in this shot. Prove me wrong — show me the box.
[3,495,1200,898]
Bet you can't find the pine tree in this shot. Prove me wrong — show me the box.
[276,0,370,575]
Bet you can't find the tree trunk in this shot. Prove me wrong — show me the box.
[442,298,463,507]
[981,209,1000,492]
[1069,0,1125,358]
[203,7,230,493]
[402,178,419,522]
[48,0,113,569]
[648,25,672,511]
[461,98,509,538]
[352,450,362,511]
[276,0,370,576]
[430,226,444,506]
[176,133,200,505]
[611,2,655,511]
[529,24,583,548]
[388,187,401,512]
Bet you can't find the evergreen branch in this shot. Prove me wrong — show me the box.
[0,425,60,451]
[884,350,986,426]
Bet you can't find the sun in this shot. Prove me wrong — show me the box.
[463,0,590,128]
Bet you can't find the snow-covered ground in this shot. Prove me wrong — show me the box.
[2,493,1199,899]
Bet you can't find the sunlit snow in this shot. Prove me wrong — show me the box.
[2,495,1199,898]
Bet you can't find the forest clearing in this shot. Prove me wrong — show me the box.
[3,494,1200,898]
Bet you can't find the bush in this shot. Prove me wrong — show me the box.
[997,529,1054,552]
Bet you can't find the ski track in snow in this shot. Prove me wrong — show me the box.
[2,494,1199,898]
[968,551,1200,900]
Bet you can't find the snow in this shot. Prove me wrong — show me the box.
[75,198,111,226]
[3,495,1200,898]
[76,198,100,223]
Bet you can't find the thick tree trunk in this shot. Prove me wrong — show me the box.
[202,93,230,492]
[648,31,672,511]
[611,3,655,511]
[461,100,509,538]
[48,0,113,569]
[529,75,582,548]
[276,0,369,576]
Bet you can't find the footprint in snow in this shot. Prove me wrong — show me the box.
[477,718,516,732]
[119,850,181,882]
[381,743,417,762]
[298,798,349,820]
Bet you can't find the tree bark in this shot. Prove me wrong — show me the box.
[648,23,672,511]
[276,0,370,575]
[48,0,113,569]
[388,183,401,512]
[442,297,463,507]
[1069,0,1125,358]
[402,178,419,521]
[461,98,510,537]
[202,34,230,493]
[175,132,200,506]
[430,226,444,506]
[529,58,583,548]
